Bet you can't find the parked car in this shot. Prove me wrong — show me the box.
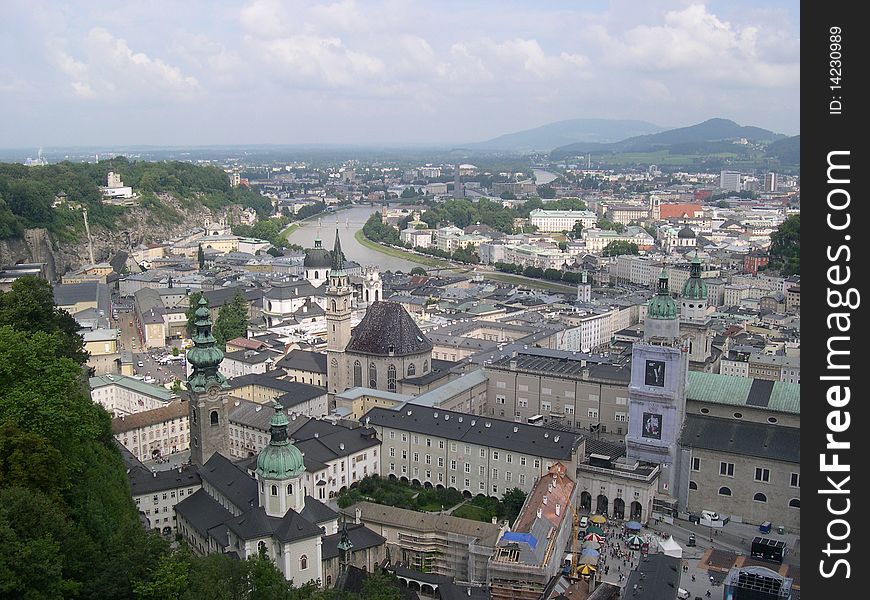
[137,361,144,368]
[579,516,589,529]
[687,533,696,546]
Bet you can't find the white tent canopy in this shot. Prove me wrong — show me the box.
[659,535,683,558]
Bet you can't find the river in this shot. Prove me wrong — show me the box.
[284,205,422,272]
[533,169,559,185]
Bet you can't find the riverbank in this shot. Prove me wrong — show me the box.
[353,230,454,269]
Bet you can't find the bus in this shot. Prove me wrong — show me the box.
[527,415,544,426]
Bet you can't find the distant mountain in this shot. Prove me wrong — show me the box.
[468,118,665,152]
[765,135,800,165]
[550,118,787,159]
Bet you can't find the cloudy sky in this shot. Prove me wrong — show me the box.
[1,0,799,147]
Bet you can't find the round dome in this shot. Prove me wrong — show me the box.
[682,276,707,300]
[304,248,332,268]
[648,270,677,320]
[257,442,306,480]
[678,226,696,239]
[648,294,678,319]
[256,405,306,480]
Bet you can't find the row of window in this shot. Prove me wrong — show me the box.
[689,483,800,509]
[388,446,533,467]
[388,465,524,495]
[698,407,780,424]
[352,360,429,390]
[691,458,800,488]
[388,462,531,485]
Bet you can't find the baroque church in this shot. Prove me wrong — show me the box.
[178,296,384,585]
[323,232,434,396]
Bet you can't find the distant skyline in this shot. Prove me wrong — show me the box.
[1,1,799,148]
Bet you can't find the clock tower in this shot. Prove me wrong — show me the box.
[626,270,689,497]
[326,230,353,394]
[186,297,231,465]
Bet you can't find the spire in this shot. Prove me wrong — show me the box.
[657,268,669,295]
[186,297,228,392]
[332,229,345,271]
[337,519,354,571]
[268,401,290,446]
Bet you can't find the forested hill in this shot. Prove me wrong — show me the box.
[0,157,272,242]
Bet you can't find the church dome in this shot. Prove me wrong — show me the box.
[304,238,332,268]
[647,270,678,320]
[256,404,306,480]
[681,257,708,300]
[677,226,696,239]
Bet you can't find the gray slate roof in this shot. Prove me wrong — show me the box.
[301,496,339,525]
[175,488,234,539]
[680,415,799,463]
[321,524,385,560]
[346,301,432,356]
[363,405,582,460]
[128,464,201,496]
[265,280,318,301]
[199,453,258,512]
[276,349,328,374]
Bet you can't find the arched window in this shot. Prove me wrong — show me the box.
[369,362,377,388]
[210,410,219,426]
[407,363,416,376]
[423,359,429,373]
[789,498,800,509]
[300,555,308,570]
[331,300,337,312]
[331,357,338,373]
[387,364,397,391]
[287,483,293,495]
[314,271,319,279]
[718,486,732,496]
[754,493,767,503]
[353,361,362,387]
[271,485,278,496]
[689,481,698,490]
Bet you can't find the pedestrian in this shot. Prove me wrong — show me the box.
[692,574,696,582]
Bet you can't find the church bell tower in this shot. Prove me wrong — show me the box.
[326,230,353,394]
[187,297,231,465]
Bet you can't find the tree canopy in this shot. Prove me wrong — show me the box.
[213,292,249,348]
[766,214,799,275]
[602,241,639,256]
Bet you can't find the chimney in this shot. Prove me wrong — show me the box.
[543,495,548,505]
[365,417,370,428]
[355,507,361,524]
[556,504,561,516]
[536,508,543,519]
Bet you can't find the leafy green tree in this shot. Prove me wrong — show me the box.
[132,552,189,600]
[766,214,800,275]
[603,241,639,256]
[499,191,516,200]
[502,488,527,525]
[0,276,88,364]
[171,380,184,394]
[558,241,568,251]
[571,221,584,239]
[597,218,626,233]
[197,244,205,270]
[185,292,204,336]
[543,268,563,281]
[213,292,248,347]
[410,267,427,276]
[538,186,556,199]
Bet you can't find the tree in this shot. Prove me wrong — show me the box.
[197,244,205,270]
[597,218,626,233]
[766,214,800,275]
[502,488,527,525]
[571,221,584,239]
[171,380,183,394]
[538,186,556,199]
[499,191,516,200]
[558,241,568,251]
[213,291,248,347]
[543,268,562,281]
[603,241,639,257]
[410,267,427,276]
[185,292,204,336]
[0,276,88,365]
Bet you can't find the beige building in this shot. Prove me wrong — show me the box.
[363,404,585,498]
[83,328,121,375]
[128,463,202,536]
[342,501,504,585]
[91,373,176,418]
[484,351,632,436]
[112,400,190,460]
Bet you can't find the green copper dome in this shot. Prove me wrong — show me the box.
[647,269,678,320]
[256,403,305,480]
[186,297,229,392]
[681,256,708,300]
